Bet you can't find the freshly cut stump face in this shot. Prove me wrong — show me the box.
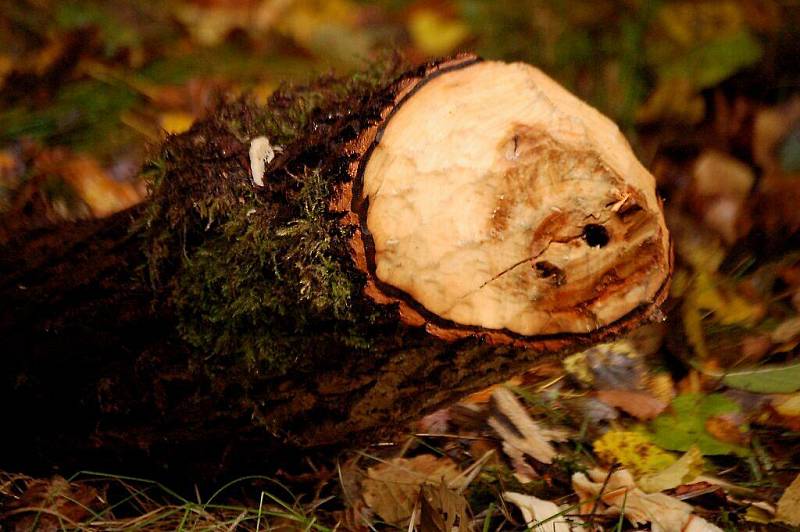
[358,60,670,337]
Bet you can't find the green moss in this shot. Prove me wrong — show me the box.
[141,59,405,377]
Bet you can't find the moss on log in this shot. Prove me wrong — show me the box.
[0,54,671,481]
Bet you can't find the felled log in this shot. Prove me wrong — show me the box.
[0,54,671,481]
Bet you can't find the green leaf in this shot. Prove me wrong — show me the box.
[657,30,763,89]
[720,362,800,394]
[779,127,800,174]
[650,393,750,456]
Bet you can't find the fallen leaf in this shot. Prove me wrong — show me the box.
[778,123,800,173]
[648,372,677,404]
[693,150,755,199]
[771,316,800,344]
[772,393,800,417]
[744,502,775,524]
[160,111,195,134]
[650,393,750,456]
[636,77,706,124]
[503,492,571,532]
[562,350,593,386]
[596,389,668,420]
[463,376,523,405]
[5,476,102,531]
[657,30,762,90]
[361,455,461,525]
[488,387,567,466]
[753,97,800,172]
[593,431,676,476]
[638,446,704,493]
[719,361,800,394]
[572,468,722,532]
[690,150,754,242]
[420,481,470,532]
[669,214,726,274]
[691,272,764,327]
[684,514,726,532]
[682,271,765,360]
[0,53,12,90]
[775,472,800,526]
[408,9,470,57]
[584,340,649,391]
[32,149,143,218]
[418,408,450,435]
[704,413,750,446]
[739,334,773,363]
[502,440,538,484]
[274,0,371,64]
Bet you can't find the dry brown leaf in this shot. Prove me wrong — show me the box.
[688,150,754,244]
[502,492,572,532]
[361,455,460,525]
[775,471,800,526]
[502,441,538,484]
[704,413,750,446]
[740,334,773,363]
[417,408,450,435]
[693,150,754,199]
[488,387,567,466]
[753,97,800,172]
[771,316,800,344]
[596,389,668,420]
[463,376,523,405]
[32,150,143,218]
[5,476,102,530]
[572,468,722,532]
[419,481,470,532]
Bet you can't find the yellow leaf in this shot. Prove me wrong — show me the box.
[593,431,676,476]
[250,81,278,106]
[276,0,370,61]
[773,394,800,417]
[60,156,143,218]
[562,350,592,386]
[408,9,469,56]
[638,446,704,493]
[636,78,705,125]
[160,112,195,134]
[0,54,12,89]
[658,2,744,46]
[693,272,763,326]
[682,271,765,358]
[776,472,800,526]
[648,372,676,405]
[173,3,248,47]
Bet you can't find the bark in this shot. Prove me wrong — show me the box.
[0,54,671,482]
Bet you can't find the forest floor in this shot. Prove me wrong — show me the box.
[1,1,800,530]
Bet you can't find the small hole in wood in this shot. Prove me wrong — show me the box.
[534,261,566,286]
[583,224,609,248]
[617,202,643,220]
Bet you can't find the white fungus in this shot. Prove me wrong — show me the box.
[249,136,275,186]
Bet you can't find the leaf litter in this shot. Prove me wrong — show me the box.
[3,0,800,530]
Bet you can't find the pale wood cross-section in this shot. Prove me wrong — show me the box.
[353,58,671,340]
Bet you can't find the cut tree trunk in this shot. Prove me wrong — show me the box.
[0,54,671,482]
